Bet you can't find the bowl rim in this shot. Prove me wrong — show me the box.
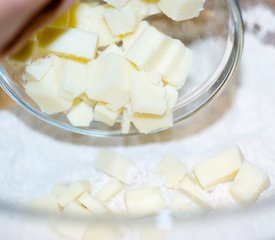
[0,0,244,137]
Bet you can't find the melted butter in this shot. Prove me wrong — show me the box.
[68,3,80,28]
[50,12,70,28]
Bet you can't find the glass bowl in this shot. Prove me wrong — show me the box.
[0,0,244,137]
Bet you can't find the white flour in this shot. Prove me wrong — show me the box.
[0,5,275,217]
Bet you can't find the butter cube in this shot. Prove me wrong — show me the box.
[126,26,168,71]
[158,0,205,21]
[103,6,141,36]
[25,55,56,82]
[95,149,132,183]
[53,202,92,240]
[104,0,129,9]
[125,186,166,218]
[230,161,270,205]
[94,103,121,127]
[96,179,124,202]
[99,44,124,58]
[132,110,173,134]
[86,53,131,111]
[71,4,118,47]
[194,147,244,189]
[156,42,193,89]
[67,102,93,127]
[121,106,132,134]
[165,85,179,109]
[61,60,87,99]
[158,155,188,188]
[179,177,210,208]
[56,181,91,207]
[25,57,73,115]
[130,71,167,115]
[37,27,98,60]
[126,24,192,88]
[169,192,203,215]
[78,192,111,218]
[123,21,150,51]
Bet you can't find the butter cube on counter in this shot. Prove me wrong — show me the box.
[104,0,129,9]
[86,53,131,111]
[71,4,118,47]
[132,110,173,134]
[56,181,91,208]
[96,179,124,202]
[179,177,210,208]
[125,186,166,218]
[78,192,111,218]
[94,103,121,127]
[158,0,205,21]
[53,202,92,240]
[67,102,94,127]
[194,147,244,189]
[230,161,270,205]
[37,27,98,61]
[130,71,166,115]
[158,155,188,189]
[95,150,132,183]
[169,191,204,215]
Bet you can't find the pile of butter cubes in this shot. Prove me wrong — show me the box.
[15,0,206,134]
[27,146,269,239]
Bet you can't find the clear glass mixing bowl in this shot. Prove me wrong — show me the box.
[0,0,244,137]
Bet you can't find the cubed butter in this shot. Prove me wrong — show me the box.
[96,179,124,202]
[56,181,91,207]
[25,57,73,115]
[99,44,124,58]
[103,6,141,36]
[71,4,118,47]
[94,103,121,127]
[67,102,93,127]
[230,161,270,205]
[126,24,193,89]
[179,177,210,208]
[169,191,203,215]
[25,55,56,82]
[61,59,87,99]
[37,27,98,60]
[78,192,111,218]
[125,186,166,218]
[158,0,205,21]
[132,110,173,134]
[121,106,132,134]
[194,147,244,189]
[53,202,92,240]
[165,85,179,109]
[130,71,167,115]
[86,53,131,111]
[95,149,132,183]
[158,155,188,189]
